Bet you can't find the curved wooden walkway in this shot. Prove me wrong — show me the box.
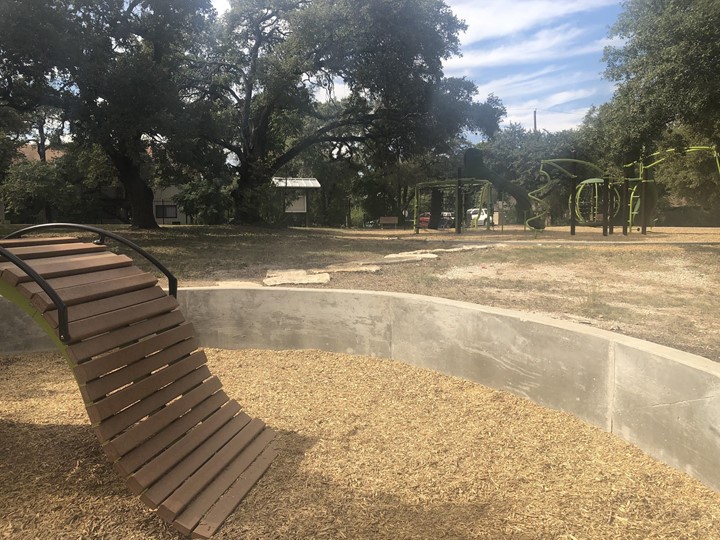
[0,227,276,539]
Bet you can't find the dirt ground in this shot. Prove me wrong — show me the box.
[2,349,720,540]
[166,225,720,362]
[2,224,720,539]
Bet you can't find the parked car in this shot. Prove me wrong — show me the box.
[466,207,492,227]
[418,212,455,228]
[440,211,455,228]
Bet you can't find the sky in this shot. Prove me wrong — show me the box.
[211,0,624,133]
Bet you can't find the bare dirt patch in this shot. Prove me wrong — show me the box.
[3,223,717,359]
[2,349,720,539]
[3,225,720,538]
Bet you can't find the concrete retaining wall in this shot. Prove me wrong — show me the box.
[2,287,719,493]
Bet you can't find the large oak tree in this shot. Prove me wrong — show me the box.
[192,0,503,222]
[1,0,213,228]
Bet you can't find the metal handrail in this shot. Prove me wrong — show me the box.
[0,245,71,343]
[3,224,178,298]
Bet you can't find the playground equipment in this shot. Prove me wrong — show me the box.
[528,146,720,234]
[0,224,276,539]
[413,178,493,233]
[526,158,612,231]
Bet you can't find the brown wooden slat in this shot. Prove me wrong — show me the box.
[95,367,213,441]
[112,392,232,470]
[0,251,124,274]
[157,419,269,522]
[86,351,208,424]
[103,378,224,458]
[19,266,145,299]
[174,430,275,534]
[33,272,158,312]
[140,414,262,509]
[126,406,249,494]
[0,252,133,286]
[178,433,276,538]
[1,233,276,536]
[0,236,81,248]
[46,286,167,326]
[63,296,179,342]
[74,323,195,383]
[0,242,106,261]
[189,444,278,540]
[80,336,199,402]
[68,310,186,362]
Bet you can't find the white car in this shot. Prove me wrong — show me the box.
[466,208,492,226]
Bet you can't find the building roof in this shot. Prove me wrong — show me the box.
[16,144,65,163]
[271,177,321,189]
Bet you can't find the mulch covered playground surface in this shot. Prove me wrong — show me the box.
[2,348,719,539]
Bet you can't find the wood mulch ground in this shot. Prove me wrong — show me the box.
[2,348,720,539]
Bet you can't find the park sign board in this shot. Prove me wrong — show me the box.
[271,177,321,214]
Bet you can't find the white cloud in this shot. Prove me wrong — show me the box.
[501,79,615,132]
[447,0,619,44]
[474,66,597,100]
[445,25,618,72]
[505,106,590,132]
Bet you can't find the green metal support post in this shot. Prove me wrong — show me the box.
[641,161,648,235]
[622,165,630,235]
[602,175,609,237]
[570,150,577,236]
[455,167,462,234]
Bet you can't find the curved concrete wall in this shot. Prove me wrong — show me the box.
[2,287,720,493]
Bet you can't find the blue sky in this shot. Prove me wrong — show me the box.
[211,0,623,133]
[443,0,624,132]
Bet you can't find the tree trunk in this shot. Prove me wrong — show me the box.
[230,165,268,224]
[111,154,159,229]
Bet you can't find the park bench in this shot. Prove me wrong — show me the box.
[0,224,276,539]
[378,216,399,229]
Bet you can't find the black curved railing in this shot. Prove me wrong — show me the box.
[2,224,179,344]
[3,224,178,298]
[0,245,71,343]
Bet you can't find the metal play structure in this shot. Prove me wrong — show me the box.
[527,145,720,235]
[412,178,493,234]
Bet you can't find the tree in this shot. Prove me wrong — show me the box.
[0,160,73,222]
[0,0,215,228]
[196,0,503,222]
[65,1,216,228]
[603,0,720,146]
[478,124,582,224]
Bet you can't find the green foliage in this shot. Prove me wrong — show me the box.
[482,124,580,188]
[0,133,19,182]
[197,0,503,221]
[651,128,720,209]
[478,124,592,224]
[175,177,234,225]
[0,0,215,228]
[0,160,73,222]
[603,0,720,145]
[1,0,505,227]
